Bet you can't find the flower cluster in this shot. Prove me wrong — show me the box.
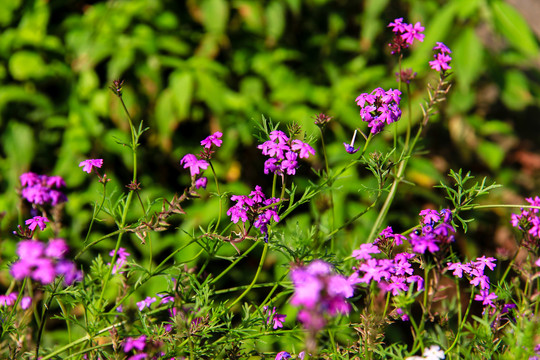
[109,247,131,274]
[258,130,315,175]
[180,131,222,189]
[20,172,67,207]
[511,196,540,249]
[0,292,32,310]
[263,306,286,330]
[354,87,402,135]
[10,238,82,286]
[447,256,497,308]
[290,260,353,331]
[409,208,455,255]
[227,185,280,237]
[350,242,423,296]
[388,18,425,54]
[406,345,445,360]
[429,42,452,72]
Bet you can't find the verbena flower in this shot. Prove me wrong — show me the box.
[123,335,147,352]
[200,131,223,149]
[290,260,353,331]
[227,185,280,237]
[355,88,402,134]
[422,345,445,360]
[429,42,452,72]
[180,154,209,177]
[258,130,315,175]
[388,18,424,54]
[79,159,103,173]
[20,172,67,207]
[10,238,81,285]
[137,296,156,311]
[275,351,292,360]
[25,216,49,231]
[109,247,130,274]
[263,306,286,329]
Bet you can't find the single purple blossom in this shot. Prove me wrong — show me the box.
[79,159,103,173]
[474,289,498,308]
[352,243,381,260]
[25,216,49,231]
[275,351,292,360]
[21,296,32,310]
[137,296,156,311]
[123,335,147,352]
[402,22,425,44]
[180,154,209,177]
[195,177,208,189]
[200,131,223,149]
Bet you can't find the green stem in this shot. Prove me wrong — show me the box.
[209,161,223,231]
[83,181,108,244]
[227,241,268,310]
[211,241,259,284]
[446,287,475,354]
[319,127,335,231]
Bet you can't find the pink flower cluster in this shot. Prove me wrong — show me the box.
[447,256,497,308]
[350,242,423,296]
[20,172,67,206]
[180,131,223,189]
[409,209,455,255]
[429,42,452,72]
[0,292,32,310]
[258,130,315,175]
[511,196,540,241]
[354,88,402,134]
[290,260,353,331]
[263,305,286,329]
[227,185,280,237]
[387,18,424,54]
[10,237,82,286]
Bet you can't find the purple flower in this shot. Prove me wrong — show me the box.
[200,131,223,149]
[447,262,471,278]
[264,306,286,329]
[180,154,209,177]
[56,260,83,285]
[419,209,441,225]
[402,22,425,44]
[474,256,497,271]
[281,151,298,175]
[123,335,147,352]
[137,297,156,311]
[352,243,380,260]
[291,140,315,159]
[434,42,452,54]
[388,18,407,33]
[429,52,452,72]
[79,159,103,173]
[474,289,498,308]
[195,177,208,189]
[109,247,130,274]
[46,238,69,258]
[290,260,352,331]
[355,88,401,134]
[0,293,17,307]
[25,216,49,231]
[275,351,292,360]
[21,296,32,309]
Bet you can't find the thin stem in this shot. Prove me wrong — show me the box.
[211,241,259,285]
[209,161,223,231]
[83,181,108,244]
[446,287,475,354]
[227,241,268,310]
[35,280,61,360]
[319,126,335,231]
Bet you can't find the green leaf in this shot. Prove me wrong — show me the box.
[170,70,194,121]
[201,0,229,36]
[490,0,539,57]
[8,51,47,80]
[265,1,285,42]
[453,27,484,92]
[501,69,533,110]
[478,140,505,170]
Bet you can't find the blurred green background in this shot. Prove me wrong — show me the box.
[0,0,540,288]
